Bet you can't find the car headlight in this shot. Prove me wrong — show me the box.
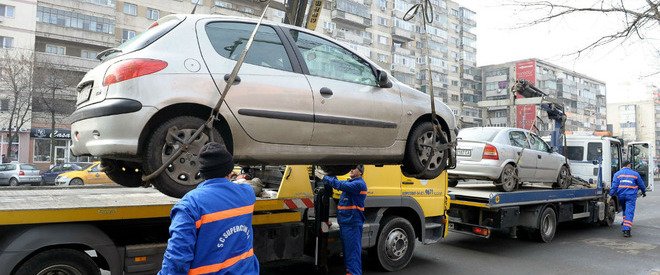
[55,176,70,184]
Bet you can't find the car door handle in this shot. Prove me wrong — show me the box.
[319,87,333,96]
[537,155,542,159]
[224,74,241,84]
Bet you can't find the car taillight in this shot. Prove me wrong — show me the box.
[103,59,168,86]
[482,144,499,160]
[19,170,25,176]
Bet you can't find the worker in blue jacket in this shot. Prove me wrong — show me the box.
[159,142,259,275]
[610,160,647,238]
[316,165,368,275]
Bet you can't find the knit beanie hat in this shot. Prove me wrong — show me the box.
[198,142,234,180]
[356,165,364,175]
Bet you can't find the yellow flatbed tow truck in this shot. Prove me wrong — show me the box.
[0,165,449,275]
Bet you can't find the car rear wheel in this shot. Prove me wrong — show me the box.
[102,159,144,187]
[144,116,222,198]
[402,121,449,180]
[9,178,18,186]
[552,165,571,189]
[70,178,84,186]
[496,164,518,192]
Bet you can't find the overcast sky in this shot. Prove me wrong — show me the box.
[454,0,660,103]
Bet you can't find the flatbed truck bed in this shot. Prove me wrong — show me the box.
[447,182,616,242]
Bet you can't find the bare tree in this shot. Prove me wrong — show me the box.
[0,50,35,161]
[32,64,79,164]
[516,0,660,58]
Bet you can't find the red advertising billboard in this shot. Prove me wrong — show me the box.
[515,60,537,130]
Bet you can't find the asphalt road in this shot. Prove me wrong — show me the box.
[263,190,660,275]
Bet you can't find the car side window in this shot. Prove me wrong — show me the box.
[90,165,99,172]
[289,30,377,86]
[530,134,550,152]
[508,131,530,148]
[205,22,293,72]
[6,164,15,170]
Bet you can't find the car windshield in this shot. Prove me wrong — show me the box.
[82,163,96,170]
[458,128,501,142]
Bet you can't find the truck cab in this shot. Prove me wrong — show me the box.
[563,135,622,186]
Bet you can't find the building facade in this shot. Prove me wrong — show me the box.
[479,58,607,136]
[1,0,477,168]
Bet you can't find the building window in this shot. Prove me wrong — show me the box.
[192,0,204,5]
[0,99,9,111]
[146,8,160,20]
[451,95,459,101]
[241,7,255,14]
[378,35,387,45]
[33,139,69,163]
[323,22,336,31]
[378,16,388,26]
[451,80,459,86]
[45,44,66,55]
[214,0,231,8]
[122,29,136,42]
[81,50,98,59]
[37,6,115,34]
[0,4,15,18]
[377,53,388,63]
[123,3,137,16]
[0,36,13,48]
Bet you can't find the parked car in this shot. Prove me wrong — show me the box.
[0,163,42,186]
[448,127,571,192]
[40,162,92,185]
[69,14,458,197]
[55,162,114,186]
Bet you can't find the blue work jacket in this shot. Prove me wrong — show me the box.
[324,176,367,226]
[159,178,259,275]
[610,167,646,198]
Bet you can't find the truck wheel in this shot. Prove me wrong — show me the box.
[599,197,616,226]
[319,165,353,176]
[373,216,415,271]
[448,179,459,187]
[101,159,144,187]
[552,166,571,189]
[144,116,222,198]
[495,164,518,192]
[9,178,18,186]
[402,121,449,180]
[15,248,100,275]
[534,206,557,243]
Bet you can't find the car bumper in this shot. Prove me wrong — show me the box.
[448,159,503,180]
[70,99,157,157]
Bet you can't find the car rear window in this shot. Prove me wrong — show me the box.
[458,128,501,142]
[20,164,38,170]
[103,15,185,61]
[566,146,584,161]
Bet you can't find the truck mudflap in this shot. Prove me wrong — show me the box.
[123,244,167,274]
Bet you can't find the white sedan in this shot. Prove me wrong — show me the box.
[448,127,571,192]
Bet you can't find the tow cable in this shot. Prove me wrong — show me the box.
[142,0,272,183]
[403,0,455,176]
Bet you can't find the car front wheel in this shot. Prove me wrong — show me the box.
[402,121,449,180]
[144,116,222,198]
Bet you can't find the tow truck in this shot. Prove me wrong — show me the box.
[0,165,449,274]
[446,80,654,242]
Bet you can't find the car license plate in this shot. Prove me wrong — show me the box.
[77,85,92,104]
[456,149,471,156]
[448,222,455,229]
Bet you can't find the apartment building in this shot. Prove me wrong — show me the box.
[479,59,607,136]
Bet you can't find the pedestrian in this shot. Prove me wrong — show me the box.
[159,142,259,275]
[610,160,647,238]
[1,154,8,164]
[316,165,368,275]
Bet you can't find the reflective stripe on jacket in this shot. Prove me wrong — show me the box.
[159,178,259,275]
[324,176,367,226]
[610,167,646,198]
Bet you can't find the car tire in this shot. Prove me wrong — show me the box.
[552,165,571,189]
[371,216,415,271]
[70,178,84,186]
[9,178,18,186]
[448,179,459,187]
[534,206,557,243]
[144,116,222,198]
[15,248,100,275]
[102,159,144,187]
[495,164,518,192]
[319,165,353,176]
[402,121,449,180]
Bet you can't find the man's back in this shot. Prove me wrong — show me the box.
[611,168,645,197]
[160,178,259,275]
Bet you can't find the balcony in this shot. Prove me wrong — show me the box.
[331,10,372,28]
[393,46,415,56]
[392,27,415,42]
[36,23,115,48]
[36,52,100,72]
[391,64,416,75]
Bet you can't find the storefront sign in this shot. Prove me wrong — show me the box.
[30,128,71,139]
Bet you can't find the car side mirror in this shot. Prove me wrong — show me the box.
[377,70,392,88]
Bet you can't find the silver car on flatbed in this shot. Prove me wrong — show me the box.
[69,14,457,197]
[448,127,570,192]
